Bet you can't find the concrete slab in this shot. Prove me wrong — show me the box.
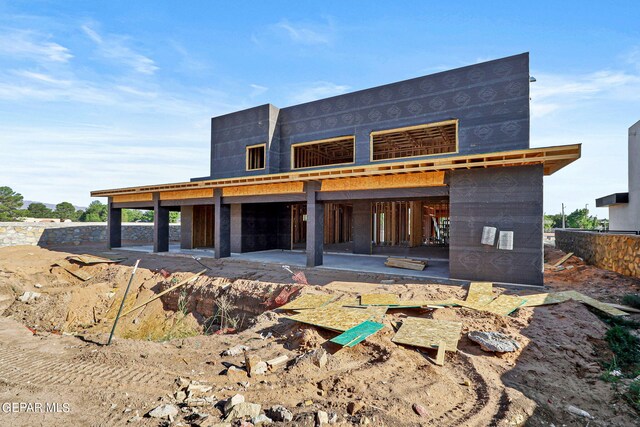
[117,245,451,281]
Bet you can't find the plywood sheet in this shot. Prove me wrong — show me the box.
[481,295,526,316]
[112,192,153,203]
[330,321,385,347]
[360,294,400,306]
[159,189,213,200]
[320,171,445,192]
[519,293,571,307]
[365,306,388,323]
[465,282,494,306]
[278,294,334,311]
[391,317,462,352]
[556,291,628,317]
[286,306,376,332]
[222,182,304,197]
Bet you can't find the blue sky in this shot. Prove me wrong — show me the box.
[0,1,638,216]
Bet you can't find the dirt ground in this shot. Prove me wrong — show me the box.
[0,243,638,426]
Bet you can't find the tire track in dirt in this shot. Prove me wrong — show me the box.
[0,344,173,393]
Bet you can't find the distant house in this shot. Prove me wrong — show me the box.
[596,120,640,231]
[92,53,580,286]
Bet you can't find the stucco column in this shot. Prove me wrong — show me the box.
[306,181,324,267]
[153,193,169,252]
[214,189,231,258]
[107,197,122,248]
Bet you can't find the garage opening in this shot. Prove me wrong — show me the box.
[371,120,458,161]
[292,136,355,169]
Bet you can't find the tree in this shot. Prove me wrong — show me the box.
[26,202,53,218]
[122,209,145,222]
[566,208,600,229]
[543,213,563,231]
[54,202,78,221]
[80,201,107,222]
[169,212,180,223]
[0,186,24,221]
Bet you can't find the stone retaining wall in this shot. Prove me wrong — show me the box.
[0,223,180,247]
[555,230,640,278]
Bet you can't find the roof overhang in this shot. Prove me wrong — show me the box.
[596,192,629,207]
[91,143,581,197]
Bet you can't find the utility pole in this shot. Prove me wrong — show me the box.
[562,203,566,228]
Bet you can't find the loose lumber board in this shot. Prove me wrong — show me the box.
[277,294,334,311]
[285,305,376,332]
[391,317,462,352]
[555,290,628,317]
[360,293,400,306]
[384,258,426,271]
[465,282,494,306]
[330,320,385,347]
[606,303,640,314]
[53,259,93,281]
[553,252,574,267]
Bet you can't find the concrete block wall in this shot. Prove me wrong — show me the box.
[0,223,180,247]
[556,230,640,278]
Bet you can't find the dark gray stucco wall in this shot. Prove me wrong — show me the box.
[201,53,530,181]
[240,203,291,252]
[449,165,543,285]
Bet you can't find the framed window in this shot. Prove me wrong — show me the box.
[246,143,266,171]
[291,136,355,169]
[370,119,458,161]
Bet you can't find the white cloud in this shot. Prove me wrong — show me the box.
[530,70,640,118]
[81,24,158,75]
[0,30,72,62]
[274,19,332,45]
[249,83,268,97]
[287,81,350,104]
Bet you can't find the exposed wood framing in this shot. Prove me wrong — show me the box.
[193,205,214,248]
[91,144,581,198]
[246,143,266,171]
[222,182,304,197]
[159,189,214,200]
[291,136,355,170]
[371,120,458,161]
[320,171,445,192]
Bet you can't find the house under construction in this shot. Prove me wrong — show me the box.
[91,53,580,286]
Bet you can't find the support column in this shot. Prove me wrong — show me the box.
[180,205,194,249]
[306,181,324,267]
[107,197,121,248]
[153,193,169,252]
[214,189,231,258]
[230,204,242,253]
[352,200,372,254]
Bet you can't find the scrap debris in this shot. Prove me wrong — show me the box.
[66,254,125,265]
[391,317,462,352]
[277,294,334,311]
[553,251,574,268]
[52,259,93,281]
[330,320,385,348]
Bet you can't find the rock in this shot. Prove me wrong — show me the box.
[239,422,254,427]
[380,279,395,284]
[266,355,288,367]
[222,345,250,356]
[565,404,593,419]
[328,412,338,424]
[34,283,42,288]
[347,401,364,415]
[467,331,520,353]
[225,365,247,379]
[176,377,190,388]
[297,348,328,369]
[18,291,41,303]
[223,394,245,414]
[187,382,213,394]
[175,391,187,402]
[412,403,428,417]
[252,414,273,425]
[316,410,329,426]
[147,404,179,419]
[265,405,293,422]
[224,402,261,422]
